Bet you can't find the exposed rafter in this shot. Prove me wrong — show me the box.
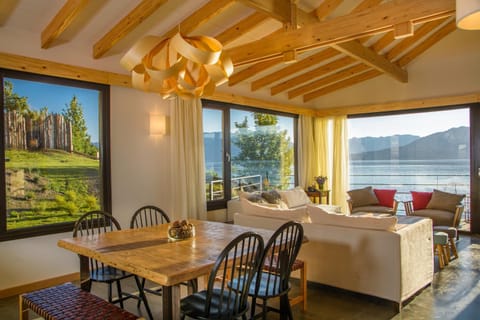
[237,0,317,26]
[288,64,370,99]
[41,0,89,49]
[251,48,340,91]
[237,0,293,24]
[301,20,456,102]
[158,0,236,41]
[304,69,381,102]
[228,58,284,86]
[214,12,269,46]
[314,0,343,20]
[227,0,455,66]
[271,56,356,95]
[93,0,168,59]
[332,41,407,82]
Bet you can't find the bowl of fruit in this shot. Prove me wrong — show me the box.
[167,220,195,241]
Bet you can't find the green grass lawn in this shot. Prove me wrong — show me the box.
[5,149,101,229]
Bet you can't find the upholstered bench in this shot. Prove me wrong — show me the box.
[19,282,144,320]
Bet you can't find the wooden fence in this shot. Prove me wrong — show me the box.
[4,111,72,152]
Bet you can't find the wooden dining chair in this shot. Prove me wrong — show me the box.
[180,232,265,320]
[249,221,304,320]
[73,210,153,320]
[130,205,197,300]
[130,205,170,229]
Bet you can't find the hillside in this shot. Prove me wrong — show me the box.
[349,134,419,154]
[350,126,469,160]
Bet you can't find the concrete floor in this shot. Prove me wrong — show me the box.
[2,233,479,320]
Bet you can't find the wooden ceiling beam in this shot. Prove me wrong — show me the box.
[160,0,236,40]
[304,69,381,102]
[387,18,448,61]
[227,0,455,66]
[93,0,168,59]
[332,41,407,82]
[228,57,284,86]
[251,48,339,91]
[215,12,269,46]
[288,64,370,99]
[315,0,343,20]
[237,0,292,24]
[237,0,318,26]
[302,19,455,102]
[271,56,356,95]
[398,20,456,67]
[41,0,89,49]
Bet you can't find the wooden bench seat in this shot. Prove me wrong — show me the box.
[19,282,144,320]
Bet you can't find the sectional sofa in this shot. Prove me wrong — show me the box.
[229,191,434,308]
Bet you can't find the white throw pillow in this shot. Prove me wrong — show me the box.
[278,187,312,208]
[307,204,397,231]
[240,198,311,223]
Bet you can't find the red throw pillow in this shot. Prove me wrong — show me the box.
[373,189,397,207]
[411,191,433,210]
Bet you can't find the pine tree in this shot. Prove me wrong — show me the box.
[62,96,97,156]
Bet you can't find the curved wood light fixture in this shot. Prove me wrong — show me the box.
[121,33,233,100]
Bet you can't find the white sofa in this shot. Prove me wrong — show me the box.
[231,198,434,308]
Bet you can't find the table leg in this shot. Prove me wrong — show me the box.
[162,285,181,320]
[79,255,91,292]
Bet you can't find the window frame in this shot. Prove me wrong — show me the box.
[202,99,298,211]
[0,69,111,241]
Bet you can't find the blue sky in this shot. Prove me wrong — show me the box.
[6,78,100,143]
[349,109,469,138]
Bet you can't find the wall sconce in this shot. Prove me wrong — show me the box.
[150,114,166,136]
[457,0,480,30]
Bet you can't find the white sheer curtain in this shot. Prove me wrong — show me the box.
[298,115,316,188]
[298,114,349,211]
[170,97,207,220]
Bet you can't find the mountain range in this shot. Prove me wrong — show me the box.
[350,126,469,160]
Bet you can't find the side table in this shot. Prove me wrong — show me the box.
[306,190,330,204]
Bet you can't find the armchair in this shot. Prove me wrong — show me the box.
[404,189,465,228]
[347,186,398,215]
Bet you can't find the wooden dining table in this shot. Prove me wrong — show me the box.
[57,219,275,320]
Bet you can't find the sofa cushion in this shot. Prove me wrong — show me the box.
[261,190,282,204]
[351,205,395,214]
[411,191,432,210]
[240,198,311,223]
[278,187,312,209]
[411,209,454,226]
[426,189,464,213]
[347,186,379,207]
[373,189,396,207]
[307,204,397,231]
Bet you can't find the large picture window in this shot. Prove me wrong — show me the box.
[348,107,470,228]
[203,100,297,209]
[0,69,111,241]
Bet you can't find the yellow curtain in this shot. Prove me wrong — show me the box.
[331,116,349,211]
[170,97,207,220]
[298,115,349,211]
